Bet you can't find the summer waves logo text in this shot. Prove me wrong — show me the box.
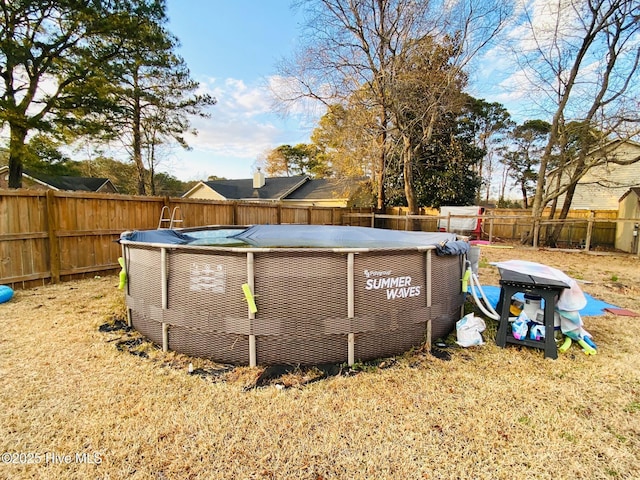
[363,269,422,299]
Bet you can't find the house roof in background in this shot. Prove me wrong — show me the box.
[0,166,115,192]
[26,170,113,192]
[587,138,640,156]
[619,187,640,202]
[285,178,361,200]
[202,175,309,200]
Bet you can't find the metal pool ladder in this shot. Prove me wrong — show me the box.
[158,206,184,229]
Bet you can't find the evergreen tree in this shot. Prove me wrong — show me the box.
[83,0,216,195]
[0,1,214,193]
[458,96,513,203]
[0,0,136,187]
[500,120,551,208]
[386,112,482,208]
[22,134,79,176]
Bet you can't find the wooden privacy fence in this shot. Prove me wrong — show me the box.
[2,188,637,289]
[0,190,367,289]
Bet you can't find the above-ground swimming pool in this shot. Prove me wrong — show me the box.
[119,225,469,366]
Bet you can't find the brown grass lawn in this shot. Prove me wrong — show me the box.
[1,245,639,479]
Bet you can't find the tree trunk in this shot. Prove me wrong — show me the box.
[544,200,558,248]
[8,124,28,188]
[546,181,576,247]
[149,162,156,196]
[402,135,418,215]
[547,160,587,246]
[132,71,146,196]
[476,157,484,205]
[499,165,509,205]
[520,181,529,209]
[148,140,156,196]
[484,154,493,205]
[132,124,145,195]
[528,119,561,245]
[375,108,388,211]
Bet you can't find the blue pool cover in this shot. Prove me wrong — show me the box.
[232,224,462,249]
[121,224,469,252]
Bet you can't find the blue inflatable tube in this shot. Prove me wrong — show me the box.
[0,285,14,304]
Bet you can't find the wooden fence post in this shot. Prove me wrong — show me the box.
[489,215,494,243]
[45,190,61,284]
[584,211,595,252]
[232,202,239,226]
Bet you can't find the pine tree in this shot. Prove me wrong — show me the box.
[0,0,133,187]
[100,0,216,195]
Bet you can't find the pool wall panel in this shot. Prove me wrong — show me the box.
[254,251,347,321]
[168,326,249,364]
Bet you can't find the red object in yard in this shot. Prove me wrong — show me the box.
[604,308,640,317]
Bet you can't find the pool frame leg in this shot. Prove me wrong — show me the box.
[347,253,355,366]
[247,252,257,367]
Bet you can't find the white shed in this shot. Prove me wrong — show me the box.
[615,187,640,253]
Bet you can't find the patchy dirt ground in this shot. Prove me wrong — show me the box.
[0,245,639,479]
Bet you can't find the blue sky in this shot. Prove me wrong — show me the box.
[163,0,311,181]
[160,1,535,182]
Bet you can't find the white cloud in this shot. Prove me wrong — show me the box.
[186,76,317,157]
[156,75,320,181]
[470,43,546,121]
[38,75,318,182]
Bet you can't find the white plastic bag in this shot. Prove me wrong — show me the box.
[456,313,486,347]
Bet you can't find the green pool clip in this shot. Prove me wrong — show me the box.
[461,268,471,293]
[242,283,258,314]
[118,257,127,290]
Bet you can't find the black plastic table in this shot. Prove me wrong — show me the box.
[495,268,569,359]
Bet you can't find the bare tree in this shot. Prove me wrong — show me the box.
[277,0,511,212]
[512,0,640,245]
